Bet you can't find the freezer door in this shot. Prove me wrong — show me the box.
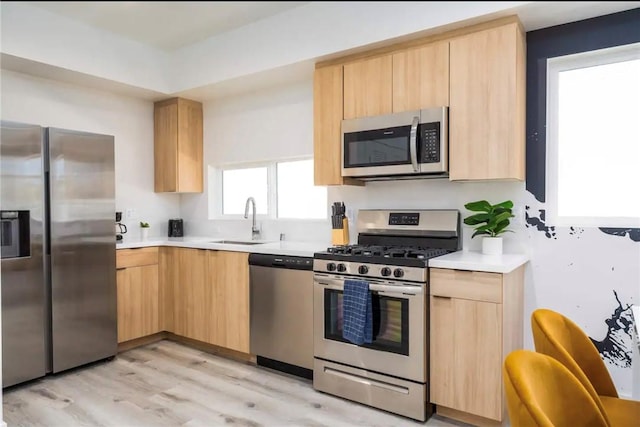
[47,128,117,373]
[0,121,47,387]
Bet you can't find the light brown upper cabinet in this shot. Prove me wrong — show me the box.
[154,98,203,193]
[392,41,450,112]
[313,65,363,187]
[449,22,525,181]
[313,16,525,185]
[314,65,344,186]
[343,55,393,119]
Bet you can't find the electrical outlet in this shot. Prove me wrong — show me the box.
[125,208,136,220]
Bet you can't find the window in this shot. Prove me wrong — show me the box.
[215,159,327,219]
[222,167,268,215]
[547,42,640,227]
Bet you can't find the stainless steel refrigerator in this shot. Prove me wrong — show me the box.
[1,121,117,388]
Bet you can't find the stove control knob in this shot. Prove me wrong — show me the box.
[337,263,347,273]
[358,265,369,275]
[381,267,392,277]
[393,268,404,278]
[326,262,336,272]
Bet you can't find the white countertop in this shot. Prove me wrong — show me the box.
[118,238,528,271]
[429,250,529,274]
[116,236,328,258]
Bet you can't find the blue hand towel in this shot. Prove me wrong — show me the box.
[342,279,373,345]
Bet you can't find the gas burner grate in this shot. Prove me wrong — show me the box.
[325,245,450,260]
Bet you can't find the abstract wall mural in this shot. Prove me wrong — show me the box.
[523,189,639,395]
[525,207,557,239]
[599,228,640,242]
[590,291,634,368]
[524,9,640,396]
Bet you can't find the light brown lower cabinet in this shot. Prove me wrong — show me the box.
[207,251,250,353]
[171,248,208,343]
[153,247,250,353]
[116,248,161,343]
[430,267,524,427]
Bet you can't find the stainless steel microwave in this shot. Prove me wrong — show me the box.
[341,106,448,180]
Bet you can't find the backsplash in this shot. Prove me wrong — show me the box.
[329,178,529,253]
[184,178,528,251]
[184,218,332,244]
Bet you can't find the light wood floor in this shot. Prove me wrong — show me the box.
[3,340,467,427]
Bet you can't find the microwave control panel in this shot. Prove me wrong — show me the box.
[419,122,440,163]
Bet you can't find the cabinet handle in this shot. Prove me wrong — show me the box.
[117,267,127,271]
[432,295,451,299]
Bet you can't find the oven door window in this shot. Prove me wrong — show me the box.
[343,125,411,168]
[324,289,409,355]
[1,220,14,247]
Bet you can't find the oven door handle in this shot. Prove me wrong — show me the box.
[314,277,423,295]
[409,115,420,172]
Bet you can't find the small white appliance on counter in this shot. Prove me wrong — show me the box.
[312,209,460,421]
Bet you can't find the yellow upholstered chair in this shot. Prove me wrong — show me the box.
[532,308,640,427]
[504,350,609,427]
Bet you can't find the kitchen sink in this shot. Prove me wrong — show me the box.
[210,240,268,245]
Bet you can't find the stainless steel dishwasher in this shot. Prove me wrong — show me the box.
[249,253,314,378]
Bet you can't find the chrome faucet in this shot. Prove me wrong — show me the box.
[244,197,261,240]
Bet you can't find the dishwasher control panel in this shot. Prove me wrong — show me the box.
[248,253,313,271]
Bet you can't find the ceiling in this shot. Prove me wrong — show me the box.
[11,2,640,101]
[28,1,309,51]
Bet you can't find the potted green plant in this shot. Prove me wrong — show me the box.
[140,221,150,241]
[463,200,514,255]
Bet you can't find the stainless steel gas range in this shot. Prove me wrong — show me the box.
[313,209,460,421]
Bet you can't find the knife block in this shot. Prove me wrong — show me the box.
[331,218,350,246]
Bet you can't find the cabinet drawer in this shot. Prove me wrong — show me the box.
[430,268,502,303]
[116,247,159,269]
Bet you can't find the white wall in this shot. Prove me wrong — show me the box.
[0,70,181,238]
[329,180,529,252]
[3,1,638,99]
[0,2,170,92]
[180,78,331,242]
[170,1,530,92]
[1,2,530,95]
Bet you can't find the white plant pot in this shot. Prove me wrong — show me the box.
[482,236,503,255]
[141,227,149,241]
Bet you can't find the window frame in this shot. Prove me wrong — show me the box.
[545,42,640,228]
[210,157,328,221]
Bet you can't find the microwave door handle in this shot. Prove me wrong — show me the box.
[409,116,420,172]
